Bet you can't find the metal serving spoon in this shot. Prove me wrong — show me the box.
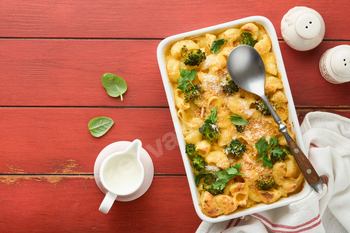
[227,45,323,193]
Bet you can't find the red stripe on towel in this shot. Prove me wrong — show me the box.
[252,213,320,231]
[263,219,322,233]
[321,175,329,186]
[233,218,241,227]
[221,219,234,233]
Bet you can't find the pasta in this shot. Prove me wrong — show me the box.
[164,22,304,218]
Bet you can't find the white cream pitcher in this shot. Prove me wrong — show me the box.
[98,139,145,214]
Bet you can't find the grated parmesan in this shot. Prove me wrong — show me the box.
[243,118,276,143]
[205,164,220,172]
[201,73,222,95]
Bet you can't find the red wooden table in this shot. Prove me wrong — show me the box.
[1,1,349,232]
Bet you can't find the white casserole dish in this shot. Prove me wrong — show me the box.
[157,16,311,223]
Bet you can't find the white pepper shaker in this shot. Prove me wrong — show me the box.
[281,6,325,51]
[319,45,350,84]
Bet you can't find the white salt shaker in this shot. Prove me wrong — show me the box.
[281,6,325,51]
[319,45,350,84]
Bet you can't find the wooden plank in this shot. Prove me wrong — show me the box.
[0,176,202,233]
[0,39,168,107]
[281,42,350,107]
[0,0,349,40]
[0,108,185,175]
[0,39,350,108]
[297,109,350,124]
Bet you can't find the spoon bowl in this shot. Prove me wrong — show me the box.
[227,45,322,193]
[227,45,266,97]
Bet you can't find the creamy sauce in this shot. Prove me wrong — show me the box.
[103,154,143,195]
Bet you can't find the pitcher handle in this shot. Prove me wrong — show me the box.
[99,191,118,214]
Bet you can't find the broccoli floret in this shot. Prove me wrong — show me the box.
[203,172,216,184]
[184,84,201,106]
[200,106,220,142]
[270,148,287,163]
[240,33,258,47]
[226,139,246,157]
[254,100,271,115]
[185,143,196,157]
[258,177,275,190]
[199,123,220,142]
[181,45,206,66]
[222,78,239,94]
[203,184,224,195]
[271,152,286,163]
[202,173,223,195]
[271,146,291,163]
[185,144,206,171]
[192,154,206,171]
[283,147,292,156]
[235,125,245,133]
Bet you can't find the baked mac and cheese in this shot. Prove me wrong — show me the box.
[164,22,304,217]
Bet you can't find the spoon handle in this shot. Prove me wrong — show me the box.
[285,136,323,193]
[260,95,322,193]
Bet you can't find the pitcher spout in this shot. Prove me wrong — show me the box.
[124,139,142,160]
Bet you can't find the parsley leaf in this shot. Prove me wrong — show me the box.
[226,163,244,176]
[210,39,227,54]
[272,146,283,156]
[177,69,197,92]
[255,137,269,156]
[213,171,231,190]
[255,137,288,168]
[194,164,245,195]
[205,106,218,124]
[255,137,273,168]
[262,156,273,168]
[212,164,245,190]
[269,137,278,148]
[271,146,285,163]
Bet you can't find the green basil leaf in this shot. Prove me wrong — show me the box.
[88,117,114,137]
[229,115,249,125]
[101,73,127,101]
[210,39,227,54]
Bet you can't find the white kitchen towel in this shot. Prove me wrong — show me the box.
[196,111,350,233]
